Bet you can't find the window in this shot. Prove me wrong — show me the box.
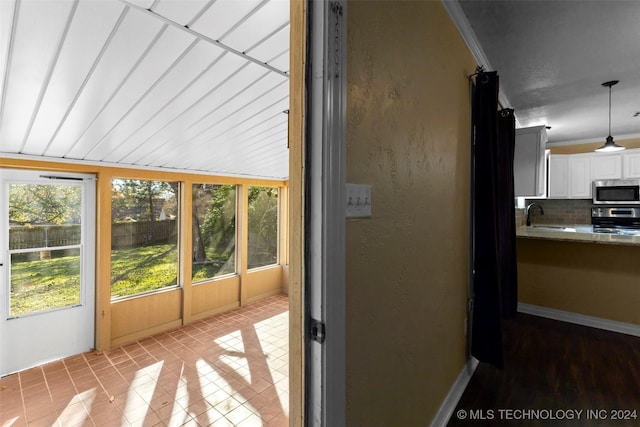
[248,187,278,269]
[191,184,237,282]
[111,179,179,299]
[7,182,83,315]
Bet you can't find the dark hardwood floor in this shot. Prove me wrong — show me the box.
[448,313,640,427]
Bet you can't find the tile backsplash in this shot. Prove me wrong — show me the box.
[516,199,592,226]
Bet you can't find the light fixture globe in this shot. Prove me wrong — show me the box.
[596,80,625,152]
[596,136,625,152]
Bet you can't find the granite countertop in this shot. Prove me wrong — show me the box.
[516,224,640,246]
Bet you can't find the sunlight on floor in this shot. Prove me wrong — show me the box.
[0,294,289,426]
[57,388,96,426]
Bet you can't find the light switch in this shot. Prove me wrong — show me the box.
[346,183,372,218]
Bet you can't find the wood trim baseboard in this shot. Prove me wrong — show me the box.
[518,303,640,337]
[110,319,183,348]
[429,357,479,427]
[246,289,283,304]
[190,302,240,322]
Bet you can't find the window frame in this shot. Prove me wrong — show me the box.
[109,177,181,301]
[247,185,280,271]
[190,183,239,285]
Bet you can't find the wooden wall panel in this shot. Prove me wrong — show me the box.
[191,275,241,320]
[110,288,182,347]
[96,169,113,350]
[246,265,283,302]
[281,265,290,294]
[288,0,305,424]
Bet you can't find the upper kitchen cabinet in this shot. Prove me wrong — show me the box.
[547,149,640,199]
[548,155,569,198]
[569,154,592,198]
[514,125,548,197]
[592,153,622,180]
[622,149,640,178]
[548,153,592,199]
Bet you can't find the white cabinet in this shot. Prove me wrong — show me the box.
[514,125,548,197]
[592,154,622,179]
[548,154,592,199]
[622,149,640,178]
[548,155,569,198]
[547,149,640,199]
[569,155,592,198]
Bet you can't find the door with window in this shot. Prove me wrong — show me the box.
[0,169,96,376]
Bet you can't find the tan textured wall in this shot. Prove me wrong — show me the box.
[518,238,640,325]
[346,1,476,425]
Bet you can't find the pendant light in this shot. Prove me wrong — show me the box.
[595,80,625,152]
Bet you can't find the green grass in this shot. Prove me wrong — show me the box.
[10,251,81,316]
[10,244,237,312]
[110,244,178,298]
[192,253,235,283]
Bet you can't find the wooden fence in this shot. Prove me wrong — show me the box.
[111,220,177,249]
[9,220,177,250]
[9,225,81,250]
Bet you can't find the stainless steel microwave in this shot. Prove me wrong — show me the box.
[593,179,640,204]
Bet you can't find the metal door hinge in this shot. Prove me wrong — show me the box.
[331,2,343,16]
[310,318,326,343]
[329,1,343,79]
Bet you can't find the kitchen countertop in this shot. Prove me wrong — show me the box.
[516,224,640,246]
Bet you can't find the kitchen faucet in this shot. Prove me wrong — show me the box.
[526,202,544,226]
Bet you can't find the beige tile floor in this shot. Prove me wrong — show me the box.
[0,294,289,427]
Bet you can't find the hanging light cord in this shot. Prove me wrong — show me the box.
[608,84,612,137]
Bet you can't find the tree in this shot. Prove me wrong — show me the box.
[9,184,81,225]
[247,187,278,267]
[111,179,177,222]
[192,184,236,262]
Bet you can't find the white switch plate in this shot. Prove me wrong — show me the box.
[346,183,372,218]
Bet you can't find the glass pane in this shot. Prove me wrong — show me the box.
[111,179,179,299]
[192,184,237,282]
[9,183,82,249]
[10,248,81,317]
[248,187,278,269]
[8,183,83,316]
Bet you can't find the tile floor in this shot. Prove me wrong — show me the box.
[0,294,289,427]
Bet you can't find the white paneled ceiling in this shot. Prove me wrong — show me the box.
[0,0,290,179]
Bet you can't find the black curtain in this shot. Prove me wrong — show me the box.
[496,109,518,319]
[470,71,517,369]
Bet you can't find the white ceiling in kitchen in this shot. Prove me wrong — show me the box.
[0,0,290,179]
[451,0,640,146]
